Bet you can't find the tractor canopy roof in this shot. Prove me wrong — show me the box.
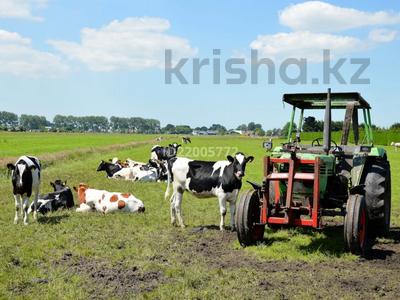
[282,92,371,109]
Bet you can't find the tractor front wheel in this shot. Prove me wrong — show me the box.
[365,161,391,237]
[236,190,265,246]
[344,194,369,255]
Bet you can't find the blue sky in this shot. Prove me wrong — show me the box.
[0,0,399,129]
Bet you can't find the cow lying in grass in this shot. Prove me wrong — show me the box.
[28,180,74,214]
[96,159,166,182]
[165,152,254,231]
[391,142,400,151]
[7,156,41,225]
[74,183,145,214]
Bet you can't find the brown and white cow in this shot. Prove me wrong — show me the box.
[74,183,145,214]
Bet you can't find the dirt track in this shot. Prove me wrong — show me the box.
[183,227,400,299]
[57,226,400,299]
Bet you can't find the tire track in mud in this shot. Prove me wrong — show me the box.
[55,252,166,299]
[51,226,400,298]
[167,226,400,299]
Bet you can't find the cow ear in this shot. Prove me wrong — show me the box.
[227,155,234,163]
[246,156,254,163]
[177,144,182,148]
[50,182,55,188]
[6,163,15,170]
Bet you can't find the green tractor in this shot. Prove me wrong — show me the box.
[236,89,391,254]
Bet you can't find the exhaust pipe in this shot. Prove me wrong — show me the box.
[323,88,332,154]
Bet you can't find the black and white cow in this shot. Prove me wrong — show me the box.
[151,143,181,161]
[182,136,191,144]
[96,160,122,177]
[29,180,74,214]
[147,159,168,181]
[97,159,166,182]
[6,156,41,225]
[165,152,254,231]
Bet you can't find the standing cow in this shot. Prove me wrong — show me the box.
[182,136,191,144]
[165,152,254,231]
[7,156,41,225]
[151,143,181,161]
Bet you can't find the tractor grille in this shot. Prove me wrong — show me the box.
[275,163,333,176]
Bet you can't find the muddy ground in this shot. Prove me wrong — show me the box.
[56,226,400,299]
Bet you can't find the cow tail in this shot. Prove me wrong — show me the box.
[164,164,171,201]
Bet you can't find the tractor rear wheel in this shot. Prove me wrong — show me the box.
[236,190,265,246]
[344,194,369,254]
[365,161,391,237]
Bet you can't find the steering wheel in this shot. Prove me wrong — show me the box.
[331,140,343,152]
[311,138,342,152]
[311,138,323,147]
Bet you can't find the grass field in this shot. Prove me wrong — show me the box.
[0,133,399,299]
[0,132,155,157]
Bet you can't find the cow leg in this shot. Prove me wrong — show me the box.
[32,188,39,221]
[218,195,227,231]
[14,194,21,224]
[228,192,239,231]
[174,192,185,228]
[228,199,236,232]
[22,196,30,225]
[169,192,177,226]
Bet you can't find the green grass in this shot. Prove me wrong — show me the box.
[0,133,399,299]
[0,131,155,157]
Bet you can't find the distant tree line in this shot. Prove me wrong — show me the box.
[1,110,397,136]
[0,111,259,135]
[0,111,161,133]
[236,122,265,136]
[266,116,391,138]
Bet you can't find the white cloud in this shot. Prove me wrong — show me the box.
[0,0,47,21]
[0,29,69,77]
[279,1,400,32]
[248,2,400,63]
[0,29,30,44]
[369,28,397,43]
[49,17,197,71]
[250,31,367,62]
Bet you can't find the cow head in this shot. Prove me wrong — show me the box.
[169,143,181,150]
[167,143,181,157]
[7,162,36,188]
[73,183,89,204]
[96,160,106,171]
[227,152,254,180]
[130,196,145,213]
[51,180,67,191]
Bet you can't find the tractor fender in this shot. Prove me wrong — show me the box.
[351,155,387,187]
[246,180,262,191]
